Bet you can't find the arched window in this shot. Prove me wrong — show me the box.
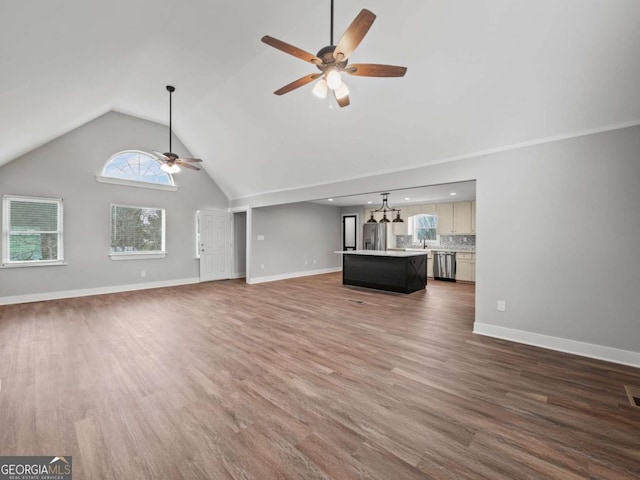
[102,151,174,186]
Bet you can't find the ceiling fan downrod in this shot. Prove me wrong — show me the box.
[330,0,334,46]
[166,85,175,153]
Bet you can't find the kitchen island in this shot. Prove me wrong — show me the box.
[335,250,428,294]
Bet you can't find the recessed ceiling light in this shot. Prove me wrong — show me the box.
[367,201,373,204]
[404,197,411,201]
[328,198,334,201]
[450,192,457,196]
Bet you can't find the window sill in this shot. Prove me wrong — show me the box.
[110,252,167,261]
[1,261,68,269]
[96,175,178,192]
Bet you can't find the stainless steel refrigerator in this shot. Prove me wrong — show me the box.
[363,223,387,250]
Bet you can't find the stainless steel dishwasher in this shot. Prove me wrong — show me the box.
[433,251,456,281]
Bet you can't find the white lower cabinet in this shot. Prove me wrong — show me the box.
[455,252,476,282]
[427,254,434,278]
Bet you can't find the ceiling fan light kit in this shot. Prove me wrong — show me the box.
[261,0,407,108]
[312,78,329,98]
[160,162,180,174]
[154,85,203,173]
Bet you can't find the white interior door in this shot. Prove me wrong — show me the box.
[199,210,231,282]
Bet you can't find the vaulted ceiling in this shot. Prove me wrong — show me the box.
[2,0,639,200]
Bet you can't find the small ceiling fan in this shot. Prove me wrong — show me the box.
[154,85,202,174]
[261,0,407,107]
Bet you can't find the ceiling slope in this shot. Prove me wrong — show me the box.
[2,0,639,200]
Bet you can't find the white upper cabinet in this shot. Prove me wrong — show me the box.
[392,207,409,235]
[421,204,437,215]
[453,201,473,234]
[367,200,476,237]
[406,204,422,216]
[436,203,454,234]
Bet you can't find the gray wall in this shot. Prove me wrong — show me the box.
[0,111,228,299]
[233,212,246,277]
[251,203,342,279]
[232,126,640,355]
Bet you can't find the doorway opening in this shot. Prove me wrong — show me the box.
[342,214,357,251]
[233,212,247,279]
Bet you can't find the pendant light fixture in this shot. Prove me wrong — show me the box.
[367,193,404,224]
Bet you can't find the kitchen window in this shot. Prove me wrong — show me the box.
[110,204,166,260]
[2,195,65,267]
[408,214,437,243]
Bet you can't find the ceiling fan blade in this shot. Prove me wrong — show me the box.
[177,157,203,163]
[334,90,350,108]
[176,161,201,171]
[333,9,376,62]
[345,64,407,77]
[261,36,322,65]
[274,73,321,96]
[153,150,169,161]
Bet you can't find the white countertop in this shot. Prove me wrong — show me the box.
[389,248,475,254]
[335,250,429,257]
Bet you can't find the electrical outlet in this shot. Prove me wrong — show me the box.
[257,235,265,241]
[497,300,506,312]
[313,259,317,264]
[261,264,265,269]
[141,270,146,278]
[304,260,308,265]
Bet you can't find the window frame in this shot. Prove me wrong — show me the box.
[2,194,65,268]
[109,203,167,261]
[96,150,178,192]
[407,213,439,245]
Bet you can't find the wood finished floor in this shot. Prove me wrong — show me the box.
[1,273,639,479]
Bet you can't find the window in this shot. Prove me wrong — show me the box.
[2,195,64,267]
[110,204,166,259]
[97,151,177,191]
[408,214,438,243]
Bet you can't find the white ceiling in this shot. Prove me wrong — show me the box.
[2,0,639,201]
[311,180,476,207]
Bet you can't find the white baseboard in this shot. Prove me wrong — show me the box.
[0,277,200,306]
[473,322,640,368]
[230,272,246,279]
[247,267,342,285]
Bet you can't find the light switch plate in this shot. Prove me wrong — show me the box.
[257,235,265,241]
[497,300,506,312]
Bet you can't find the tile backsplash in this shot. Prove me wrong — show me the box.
[396,235,413,247]
[439,234,475,251]
[395,234,475,250]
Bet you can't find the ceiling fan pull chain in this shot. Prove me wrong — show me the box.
[169,86,172,152]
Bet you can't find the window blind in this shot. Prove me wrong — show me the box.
[110,205,165,253]
[3,196,63,263]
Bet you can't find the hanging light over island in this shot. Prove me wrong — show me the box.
[366,193,403,223]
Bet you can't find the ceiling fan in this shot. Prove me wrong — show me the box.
[261,0,407,107]
[154,85,202,174]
